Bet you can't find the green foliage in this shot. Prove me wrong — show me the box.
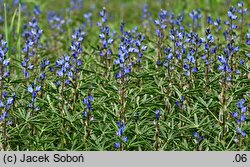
[0,0,249,151]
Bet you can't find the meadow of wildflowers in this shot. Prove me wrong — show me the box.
[0,0,249,151]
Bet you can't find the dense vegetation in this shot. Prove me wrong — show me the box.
[0,0,249,151]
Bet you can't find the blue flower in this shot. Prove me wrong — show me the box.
[0,112,8,121]
[233,98,248,138]
[82,111,87,118]
[194,131,204,142]
[155,110,160,120]
[236,128,246,137]
[238,99,245,108]
[33,5,41,15]
[241,115,247,122]
[6,97,14,105]
[207,16,213,25]
[228,11,237,20]
[83,95,94,116]
[194,132,198,138]
[69,0,83,11]
[47,12,66,34]
[114,142,120,149]
[0,100,4,107]
[246,33,250,45]
[123,137,128,142]
[117,124,126,137]
[56,70,63,77]
[232,112,238,118]
[27,83,41,109]
[28,86,33,93]
[187,54,196,64]
[207,34,214,43]
[239,59,244,65]
[3,59,9,66]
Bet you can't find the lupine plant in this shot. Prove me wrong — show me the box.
[47,11,66,49]
[0,0,249,151]
[70,28,85,108]
[22,18,43,79]
[189,9,202,31]
[154,10,168,64]
[232,99,248,149]
[0,35,15,151]
[82,94,94,147]
[154,109,161,150]
[98,8,115,76]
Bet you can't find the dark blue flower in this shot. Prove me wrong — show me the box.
[232,112,238,118]
[207,34,214,43]
[237,128,246,137]
[27,83,41,109]
[34,5,41,15]
[0,112,8,121]
[114,142,120,148]
[238,99,245,108]
[228,11,237,20]
[155,110,160,120]
[117,123,126,137]
[240,59,245,65]
[194,131,204,142]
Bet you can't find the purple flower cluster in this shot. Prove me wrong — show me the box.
[154,10,168,38]
[232,99,247,137]
[114,121,128,149]
[99,26,114,58]
[114,24,147,78]
[134,33,147,64]
[69,0,83,11]
[38,58,50,81]
[27,82,41,111]
[70,28,85,80]
[33,5,41,16]
[98,8,114,63]
[194,132,204,143]
[22,18,43,78]
[82,12,92,29]
[55,28,84,86]
[155,110,160,121]
[218,55,231,74]
[55,55,72,86]
[237,2,248,21]
[71,28,85,58]
[189,9,202,30]
[203,28,217,64]
[0,92,15,122]
[0,35,15,126]
[0,35,10,80]
[83,95,94,119]
[163,47,173,71]
[22,18,43,57]
[114,27,135,79]
[175,96,186,109]
[224,6,238,40]
[47,12,65,34]
[246,32,250,45]
[142,3,152,29]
